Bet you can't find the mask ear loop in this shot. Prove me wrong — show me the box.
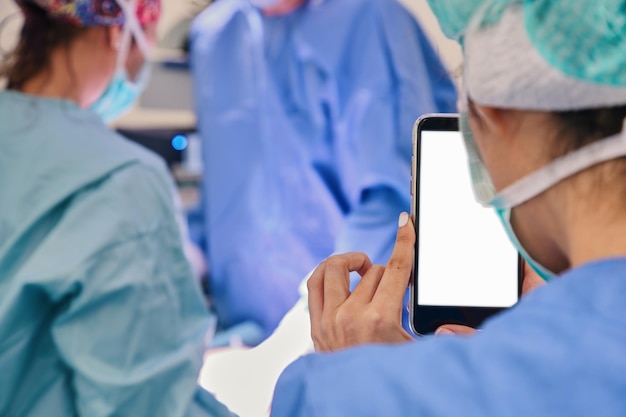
[116,14,133,70]
[492,119,626,210]
[114,0,151,58]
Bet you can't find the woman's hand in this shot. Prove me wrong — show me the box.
[435,262,546,336]
[308,213,415,352]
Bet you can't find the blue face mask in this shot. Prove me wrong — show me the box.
[90,0,152,123]
[494,208,555,281]
[459,110,626,281]
[91,63,151,123]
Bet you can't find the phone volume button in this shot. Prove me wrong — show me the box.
[410,157,415,196]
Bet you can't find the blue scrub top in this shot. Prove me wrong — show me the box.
[0,92,232,417]
[190,0,457,336]
[271,258,626,416]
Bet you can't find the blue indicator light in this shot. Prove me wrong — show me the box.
[171,134,189,151]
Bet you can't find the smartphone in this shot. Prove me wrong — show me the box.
[410,114,522,336]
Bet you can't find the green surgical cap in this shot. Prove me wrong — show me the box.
[428,0,626,87]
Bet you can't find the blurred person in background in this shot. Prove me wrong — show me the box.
[270,0,626,415]
[189,0,457,341]
[0,0,232,415]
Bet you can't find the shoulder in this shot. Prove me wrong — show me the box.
[64,114,175,198]
[36,104,171,186]
[108,131,173,186]
[66,123,177,222]
[8,148,186,301]
[74,159,178,242]
[24,160,184,290]
[0,102,174,239]
[46,119,180,245]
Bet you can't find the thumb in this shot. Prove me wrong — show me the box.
[435,324,477,336]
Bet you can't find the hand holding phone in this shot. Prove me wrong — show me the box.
[306,215,416,352]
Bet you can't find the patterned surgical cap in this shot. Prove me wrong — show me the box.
[16,0,161,26]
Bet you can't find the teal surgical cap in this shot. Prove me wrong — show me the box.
[428,0,626,110]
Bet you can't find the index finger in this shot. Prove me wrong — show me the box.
[373,213,415,306]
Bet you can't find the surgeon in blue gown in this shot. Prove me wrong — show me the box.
[189,0,457,338]
[271,1,626,416]
[0,1,231,415]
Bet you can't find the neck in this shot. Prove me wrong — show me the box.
[540,176,626,271]
[566,193,626,267]
[19,38,109,108]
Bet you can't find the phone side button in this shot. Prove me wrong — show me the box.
[411,157,414,196]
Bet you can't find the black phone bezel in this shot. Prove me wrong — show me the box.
[410,114,523,336]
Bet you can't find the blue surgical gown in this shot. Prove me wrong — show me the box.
[190,0,457,337]
[0,91,232,417]
[271,258,626,416]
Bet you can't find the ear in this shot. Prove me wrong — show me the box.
[472,104,521,143]
[105,25,124,52]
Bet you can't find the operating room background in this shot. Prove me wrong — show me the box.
[0,1,461,414]
[0,0,460,211]
[0,0,461,127]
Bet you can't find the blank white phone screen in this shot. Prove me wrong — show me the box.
[417,130,518,308]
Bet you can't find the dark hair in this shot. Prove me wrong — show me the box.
[468,98,626,156]
[551,107,626,206]
[553,106,626,154]
[0,3,87,90]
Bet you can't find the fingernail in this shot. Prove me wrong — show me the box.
[398,212,409,228]
[435,328,454,336]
